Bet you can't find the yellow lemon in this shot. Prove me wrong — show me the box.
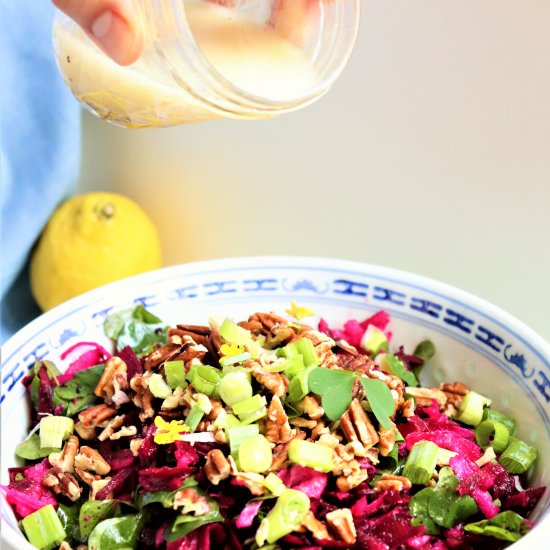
[30,192,162,311]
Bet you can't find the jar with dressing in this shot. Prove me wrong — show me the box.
[53,0,360,128]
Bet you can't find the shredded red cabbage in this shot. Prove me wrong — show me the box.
[57,342,111,384]
[277,466,328,499]
[235,500,263,528]
[139,466,194,492]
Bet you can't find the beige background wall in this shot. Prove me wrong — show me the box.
[78,0,550,339]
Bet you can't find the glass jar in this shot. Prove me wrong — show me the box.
[53,0,360,128]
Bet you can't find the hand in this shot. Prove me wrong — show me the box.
[52,0,143,65]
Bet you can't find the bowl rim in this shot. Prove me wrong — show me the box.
[1,256,549,549]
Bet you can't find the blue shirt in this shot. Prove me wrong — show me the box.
[0,1,80,343]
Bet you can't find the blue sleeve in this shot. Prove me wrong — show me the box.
[0,1,81,342]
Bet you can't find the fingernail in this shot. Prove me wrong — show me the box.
[91,10,136,65]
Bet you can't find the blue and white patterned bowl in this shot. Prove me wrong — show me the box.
[1,257,549,549]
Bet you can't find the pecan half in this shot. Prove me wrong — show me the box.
[302,511,333,542]
[340,399,379,453]
[266,395,293,444]
[405,387,447,409]
[333,444,369,492]
[326,509,356,545]
[251,368,288,397]
[78,404,117,427]
[49,435,79,473]
[296,395,324,420]
[374,474,412,492]
[94,356,129,404]
[75,468,100,486]
[204,449,231,485]
[43,469,82,501]
[130,374,155,421]
[75,446,111,475]
[338,354,375,375]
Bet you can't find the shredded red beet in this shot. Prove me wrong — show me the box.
[174,441,200,469]
[139,466,194,492]
[504,487,546,516]
[277,466,328,499]
[107,448,135,470]
[96,468,135,500]
[37,364,55,415]
[117,346,143,381]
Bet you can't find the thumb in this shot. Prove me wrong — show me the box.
[53,0,143,65]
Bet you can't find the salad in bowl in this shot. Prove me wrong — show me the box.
[1,300,546,550]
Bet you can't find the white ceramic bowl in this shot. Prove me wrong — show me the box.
[1,257,549,549]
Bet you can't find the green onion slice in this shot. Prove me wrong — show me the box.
[39,416,74,449]
[475,420,510,453]
[456,391,491,427]
[499,437,537,474]
[287,439,333,473]
[403,440,440,484]
[21,505,66,550]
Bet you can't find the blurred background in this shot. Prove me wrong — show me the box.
[78,0,550,339]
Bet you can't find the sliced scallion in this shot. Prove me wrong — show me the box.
[287,366,315,404]
[456,391,491,427]
[475,420,510,453]
[219,352,252,367]
[188,364,220,396]
[499,438,537,474]
[264,473,286,496]
[482,409,517,437]
[218,371,253,407]
[403,440,440,484]
[39,416,74,449]
[21,505,66,550]
[149,373,173,399]
[238,434,273,473]
[228,424,260,456]
[185,406,204,433]
[259,489,310,544]
[219,319,261,358]
[233,394,267,424]
[164,360,187,389]
[288,439,333,473]
[294,338,320,367]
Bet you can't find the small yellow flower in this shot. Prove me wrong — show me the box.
[220,342,245,358]
[285,300,315,321]
[153,416,189,445]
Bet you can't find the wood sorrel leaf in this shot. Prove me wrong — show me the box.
[308,367,355,421]
[360,378,395,430]
[385,354,418,387]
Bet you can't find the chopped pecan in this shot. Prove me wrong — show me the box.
[90,478,111,500]
[94,356,129,404]
[204,449,231,485]
[405,387,447,409]
[301,330,338,369]
[289,417,318,429]
[59,542,73,550]
[441,381,469,409]
[174,488,210,515]
[326,509,356,545]
[378,423,396,457]
[74,422,96,440]
[400,397,416,418]
[234,473,265,496]
[311,421,329,440]
[265,325,295,349]
[161,386,187,410]
[130,438,144,457]
[78,404,117,427]
[75,468,99,486]
[296,395,324,420]
[109,425,138,440]
[43,469,82,501]
[333,444,368,491]
[476,447,497,468]
[251,368,288,397]
[171,324,221,365]
[98,415,125,441]
[302,511,333,542]
[75,446,111,475]
[338,354,375,375]
[374,474,412,492]
[49,435,79,473]
[266,395,293,444]
[239,312,289,335]
[340,399,379,452]
[130,373,155,421]
[206,399,224,421]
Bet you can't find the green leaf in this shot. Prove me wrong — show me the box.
[80,500,121,540]
[53,364,105,417]
[384,354,418,387]
[88,514,143,550]
[464,511,531,542]
[29,360,62,408]
[165,499,223,542]
[104,306,167,356]
[15,433,58,460]
[360,378,395,430]
[409,488,441,535]
[308,368,355,421]
[413,340,436,362]
[58,502,82,543]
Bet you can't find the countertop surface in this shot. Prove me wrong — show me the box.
[78,0,550,340]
